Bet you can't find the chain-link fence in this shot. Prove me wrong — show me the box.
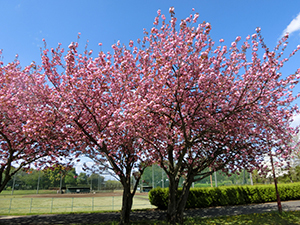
[0,195,153,215]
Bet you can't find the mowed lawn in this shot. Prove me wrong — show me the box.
[2,191,300,224]
[96,211,300,225]
[0,190,154,215]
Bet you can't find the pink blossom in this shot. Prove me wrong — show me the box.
[68,42,75,49]
[129,40,134,48]
[169,6,175,14]
[193,13,199,23]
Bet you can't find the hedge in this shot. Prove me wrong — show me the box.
[149,183,300,209]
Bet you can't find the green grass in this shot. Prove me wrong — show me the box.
[2,211,300,225]
[4,189,300,224]
[0,195,153,215]
[93,211,300,225]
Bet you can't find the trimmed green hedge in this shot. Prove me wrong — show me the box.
[149,183,300,209]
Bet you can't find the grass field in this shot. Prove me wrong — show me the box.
[3,190,300,224]
[0,190,153,215]
[97,211,300,225]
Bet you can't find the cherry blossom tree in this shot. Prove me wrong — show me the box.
[40,39,151,224]
[4,8,298,224]
[0,56,69,193]
[136,9,300,223]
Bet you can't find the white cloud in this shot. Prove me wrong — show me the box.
[74,156,116,180]
[74,156,95,174]
[282,13,300,37]
[261,156,289,178]
[291,113,300,127]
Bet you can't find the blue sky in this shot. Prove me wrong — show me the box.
[1,1,300,66]
[1,1,300,98]
[1,1,300,174]
[2,1,300,113]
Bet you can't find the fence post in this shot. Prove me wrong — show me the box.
[92,197,94,211]
[29,198,33,213]
[71,198,74,212]
[112,196,114,210]
[11,175,16,195]
[250,173,254,185]
[36,171,40,194]
[50,198,53,213]
[8,198,12,214]
[214,171,218,187]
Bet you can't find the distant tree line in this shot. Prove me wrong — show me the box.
[3,166,122,191]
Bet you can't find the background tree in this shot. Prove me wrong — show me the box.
[142,164,168,188]
[64,168,78,187]
[87,173,105,190]
[105,180,123,191]
[17,169,41,190]
[137,9,300,224]
[77,172,89,186]
[42,165,72,190]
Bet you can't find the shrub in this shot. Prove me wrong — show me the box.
[149,183,300,209]
[148,187,168,209]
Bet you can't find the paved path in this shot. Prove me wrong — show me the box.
[1,200,300,224]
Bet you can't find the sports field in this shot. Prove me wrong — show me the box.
[0,190,154,215]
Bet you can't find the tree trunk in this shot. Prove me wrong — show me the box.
[167,174,178,224]
[175,176,194,224]
[0,166,14,193]
[120,181,133,225]
[0,175,11,193]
